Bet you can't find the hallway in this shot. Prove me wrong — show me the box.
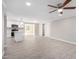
[4,36,76,59]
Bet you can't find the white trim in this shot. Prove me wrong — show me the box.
[48,36,76,45]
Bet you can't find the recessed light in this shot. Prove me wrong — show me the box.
[25,2,31,6]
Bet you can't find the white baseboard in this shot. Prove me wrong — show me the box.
[48,36,76,45]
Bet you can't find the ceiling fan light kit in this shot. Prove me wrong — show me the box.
[58,11,63,16]
[58,8,63,12]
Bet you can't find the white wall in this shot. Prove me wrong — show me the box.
[35,23,39,36]
[50,17,76,43]
[45,23,50,37]
[39,24,43,36]
[2,4,7,56]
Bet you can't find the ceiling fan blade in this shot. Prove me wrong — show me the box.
[48,5,57,8]
[61,0,71,7]
[63,7,76,9]
[49,10,57,13]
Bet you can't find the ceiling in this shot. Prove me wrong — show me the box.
[3,0,76,22]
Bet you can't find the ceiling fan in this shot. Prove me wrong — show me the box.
[48,0,76,14]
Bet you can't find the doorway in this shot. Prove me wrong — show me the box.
[25,24,35,36]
